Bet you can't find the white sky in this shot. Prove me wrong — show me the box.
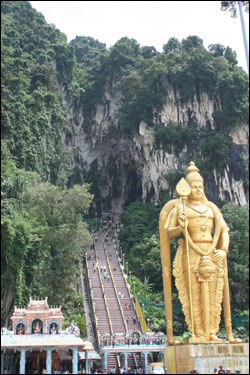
[30,1,249,73]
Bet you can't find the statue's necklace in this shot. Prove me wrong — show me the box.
[189,205,209,232]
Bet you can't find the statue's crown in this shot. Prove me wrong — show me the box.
[186,161,200,175]
[186,161,203,184]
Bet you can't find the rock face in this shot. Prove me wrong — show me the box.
[64,83,249,211]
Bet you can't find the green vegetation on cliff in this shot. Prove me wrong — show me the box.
[1,1,249,191]
[1,1,249,329]
[1,1,73,184]
[1,144,93,327]
[2,2,249,176]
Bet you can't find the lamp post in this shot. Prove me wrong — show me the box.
[142,303,144,314]
[133,281,136,298]
[126,261,128,275]
[117,240,120,258]
[220,1,249,73]
[123,253,125,269]
[147,318,150,331]
[120,246,122,261]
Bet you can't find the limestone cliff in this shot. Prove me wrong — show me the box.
[63,82,249,212]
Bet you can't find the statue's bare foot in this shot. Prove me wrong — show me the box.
[173,340,181,345]
[168,340,180,345]
[228,336,242,343]
[210,334,223,343]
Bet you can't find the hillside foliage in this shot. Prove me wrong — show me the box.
[1,1,249,328]
[2,2,249,181]
[1,143,93,326]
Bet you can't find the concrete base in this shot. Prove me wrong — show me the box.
[165,343,249,374]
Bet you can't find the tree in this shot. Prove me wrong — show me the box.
[21,183,93,308]
[163,37,181,54]
[208,43,225,57]
[119,201,162,287]
[69,36,106,69]
[1,150,41,326]
[221,203,249,310]
[141,45,157,59]
[214,70,249,129]
[224,46,238,67]
[141,235,163,290]
[181,35,203,52]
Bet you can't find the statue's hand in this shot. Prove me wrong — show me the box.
[178,212,188,229]
[211,249,226,263]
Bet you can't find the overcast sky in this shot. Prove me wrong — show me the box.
[30,1,249,72]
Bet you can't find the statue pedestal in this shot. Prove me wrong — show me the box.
[165,343,249,374]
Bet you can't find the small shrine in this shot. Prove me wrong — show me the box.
[11,297,64,335]
[1,297,99,375]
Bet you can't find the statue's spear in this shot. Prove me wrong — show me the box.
[176,178,195,337]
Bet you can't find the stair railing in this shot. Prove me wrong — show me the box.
[112,232,143,332]
[85,253,101,348]
[101,229,122,368]
[104,230,138,369]
[87,227,120,368]
[94,233,114,336]
[103,233,128,332]
[85,227,110,348]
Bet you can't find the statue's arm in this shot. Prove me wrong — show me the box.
[210,203,230,262]
[219,230,229,253]
[210,202,230,253]
[164,207,183,239]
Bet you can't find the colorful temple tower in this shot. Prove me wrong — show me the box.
[11,297,64,335]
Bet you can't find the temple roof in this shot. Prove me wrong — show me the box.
[11,297,64,320]
[27,297,49,311]
[1,333,85,349]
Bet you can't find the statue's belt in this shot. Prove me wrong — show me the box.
[191,240,212,244]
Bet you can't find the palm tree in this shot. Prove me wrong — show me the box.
[143,276,154,292]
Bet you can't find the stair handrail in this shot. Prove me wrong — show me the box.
[103,233,128,332]
[104,230,138,369]
[86,227,110,347]
[100,227,121,368]
[134,295,148,333]
[85,253,101,347]
[90,228,107,346]
[88,227,121,368]
[95,233,114,335]
[112,236,143,332]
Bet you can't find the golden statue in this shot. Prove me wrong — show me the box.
[159,162,241,345]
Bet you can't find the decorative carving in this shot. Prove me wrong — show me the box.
[11,297,64,334]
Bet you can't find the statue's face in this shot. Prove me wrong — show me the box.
[190,181,204,200]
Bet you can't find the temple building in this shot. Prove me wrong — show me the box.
[11,297,64,335]
[1,297,99,374]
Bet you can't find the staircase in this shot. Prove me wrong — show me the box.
[86,225,142,370]
[105,231,141,332]
[104,230,141,370]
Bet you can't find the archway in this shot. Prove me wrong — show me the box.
[48,321,59,334]
[15,321,27,335]
[32,319,43,334]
